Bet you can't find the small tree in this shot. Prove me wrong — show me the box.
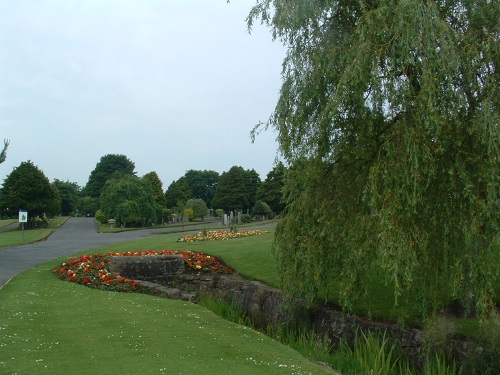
[185,199,208,220]
[253,201,272,219]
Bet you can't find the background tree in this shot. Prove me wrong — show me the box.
[53,179,80,216]
[142,171,167,208]
[77,196,99,217]
[100,174,159,227]
[249,0,499,318]
[83,154,135,198]
[184,169,219,208]
[0,161,61,219]
[0,139,9,164]
[212,166,248,212]
[164,177,191,209]
[253,200,272,219]
[185,198,208,220]
[244,169,261,211]
[256,162,286,213]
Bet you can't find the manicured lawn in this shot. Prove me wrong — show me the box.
[0,229,53,248]
[0,256,337,375]
[0,219,16,227]
[1,225,496,374]
[0,217,68,249]
[74,229,499,332]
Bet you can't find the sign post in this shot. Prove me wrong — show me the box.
[19,210,28,240]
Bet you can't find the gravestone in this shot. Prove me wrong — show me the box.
[230,211,234,224]
[237,212,241,225]
[223,214,228,225]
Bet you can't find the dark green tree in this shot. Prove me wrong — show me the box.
[0,161,60,219]
[83,154,135,198]
[244,169,261,210]
[77,196,99,217]
[212,166,248,212]
[185,198,208,220]
[184,169,219,208]
[100,174,159,227]
[53,179,80,216]
[256,162,286,213]
[253,200,273,218]
[249,0,499,317]
[142,171,167,208]
[164,177,191,209]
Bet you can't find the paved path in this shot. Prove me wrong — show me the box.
[0,217,182,288]
[0,217,276,289]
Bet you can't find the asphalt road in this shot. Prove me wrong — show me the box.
[0,217,180,288]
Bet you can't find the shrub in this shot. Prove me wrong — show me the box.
[253,201,273,218]
[240,213,252,224]
[95,210,108,224]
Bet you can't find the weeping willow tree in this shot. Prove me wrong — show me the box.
[249,0,499,318]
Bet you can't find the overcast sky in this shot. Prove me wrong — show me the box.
[0,0,285,190]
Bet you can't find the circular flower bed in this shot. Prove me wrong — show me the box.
[52,250,233,293]
[177,229,268,243]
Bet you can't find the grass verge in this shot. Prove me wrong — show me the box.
[0,217,69,249]
[0,219,17,227]
[0,257,338,375]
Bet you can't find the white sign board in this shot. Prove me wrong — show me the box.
[19,210,28,223]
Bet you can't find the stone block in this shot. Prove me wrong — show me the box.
[109,255,185,285]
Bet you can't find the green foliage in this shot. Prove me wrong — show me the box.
[185,198,208,220]
[53,179,80,216]
[0,139,9,164]
[83,154,135,198]
[99,174,159,227]
[215,208,224,217]
[250,0,499,318]
[164,177,190,209]
[142,171,166,207]
[212,166,258,212]
[1,260,332,375]
[94,209,107,224]
[240,213,252,224]
[162,208,173,223]
[184,169,219,208]
[77,196,99,217]
[182,207,194,221]
[256,162,286,213]
[0,160,60,219]
[253,200,273,217]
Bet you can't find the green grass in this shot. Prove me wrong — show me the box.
[0,257,337,375]
[0,219,16,227]
[96,220,212,233]
[84,229,498,335]
[1,225,496,374]
[0,217,68,249]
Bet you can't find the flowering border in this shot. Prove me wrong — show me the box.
[52,250,233,293]
[178,229,268,243]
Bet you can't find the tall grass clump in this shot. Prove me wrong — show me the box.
[197,294,252,328]
[197,295,465,375]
